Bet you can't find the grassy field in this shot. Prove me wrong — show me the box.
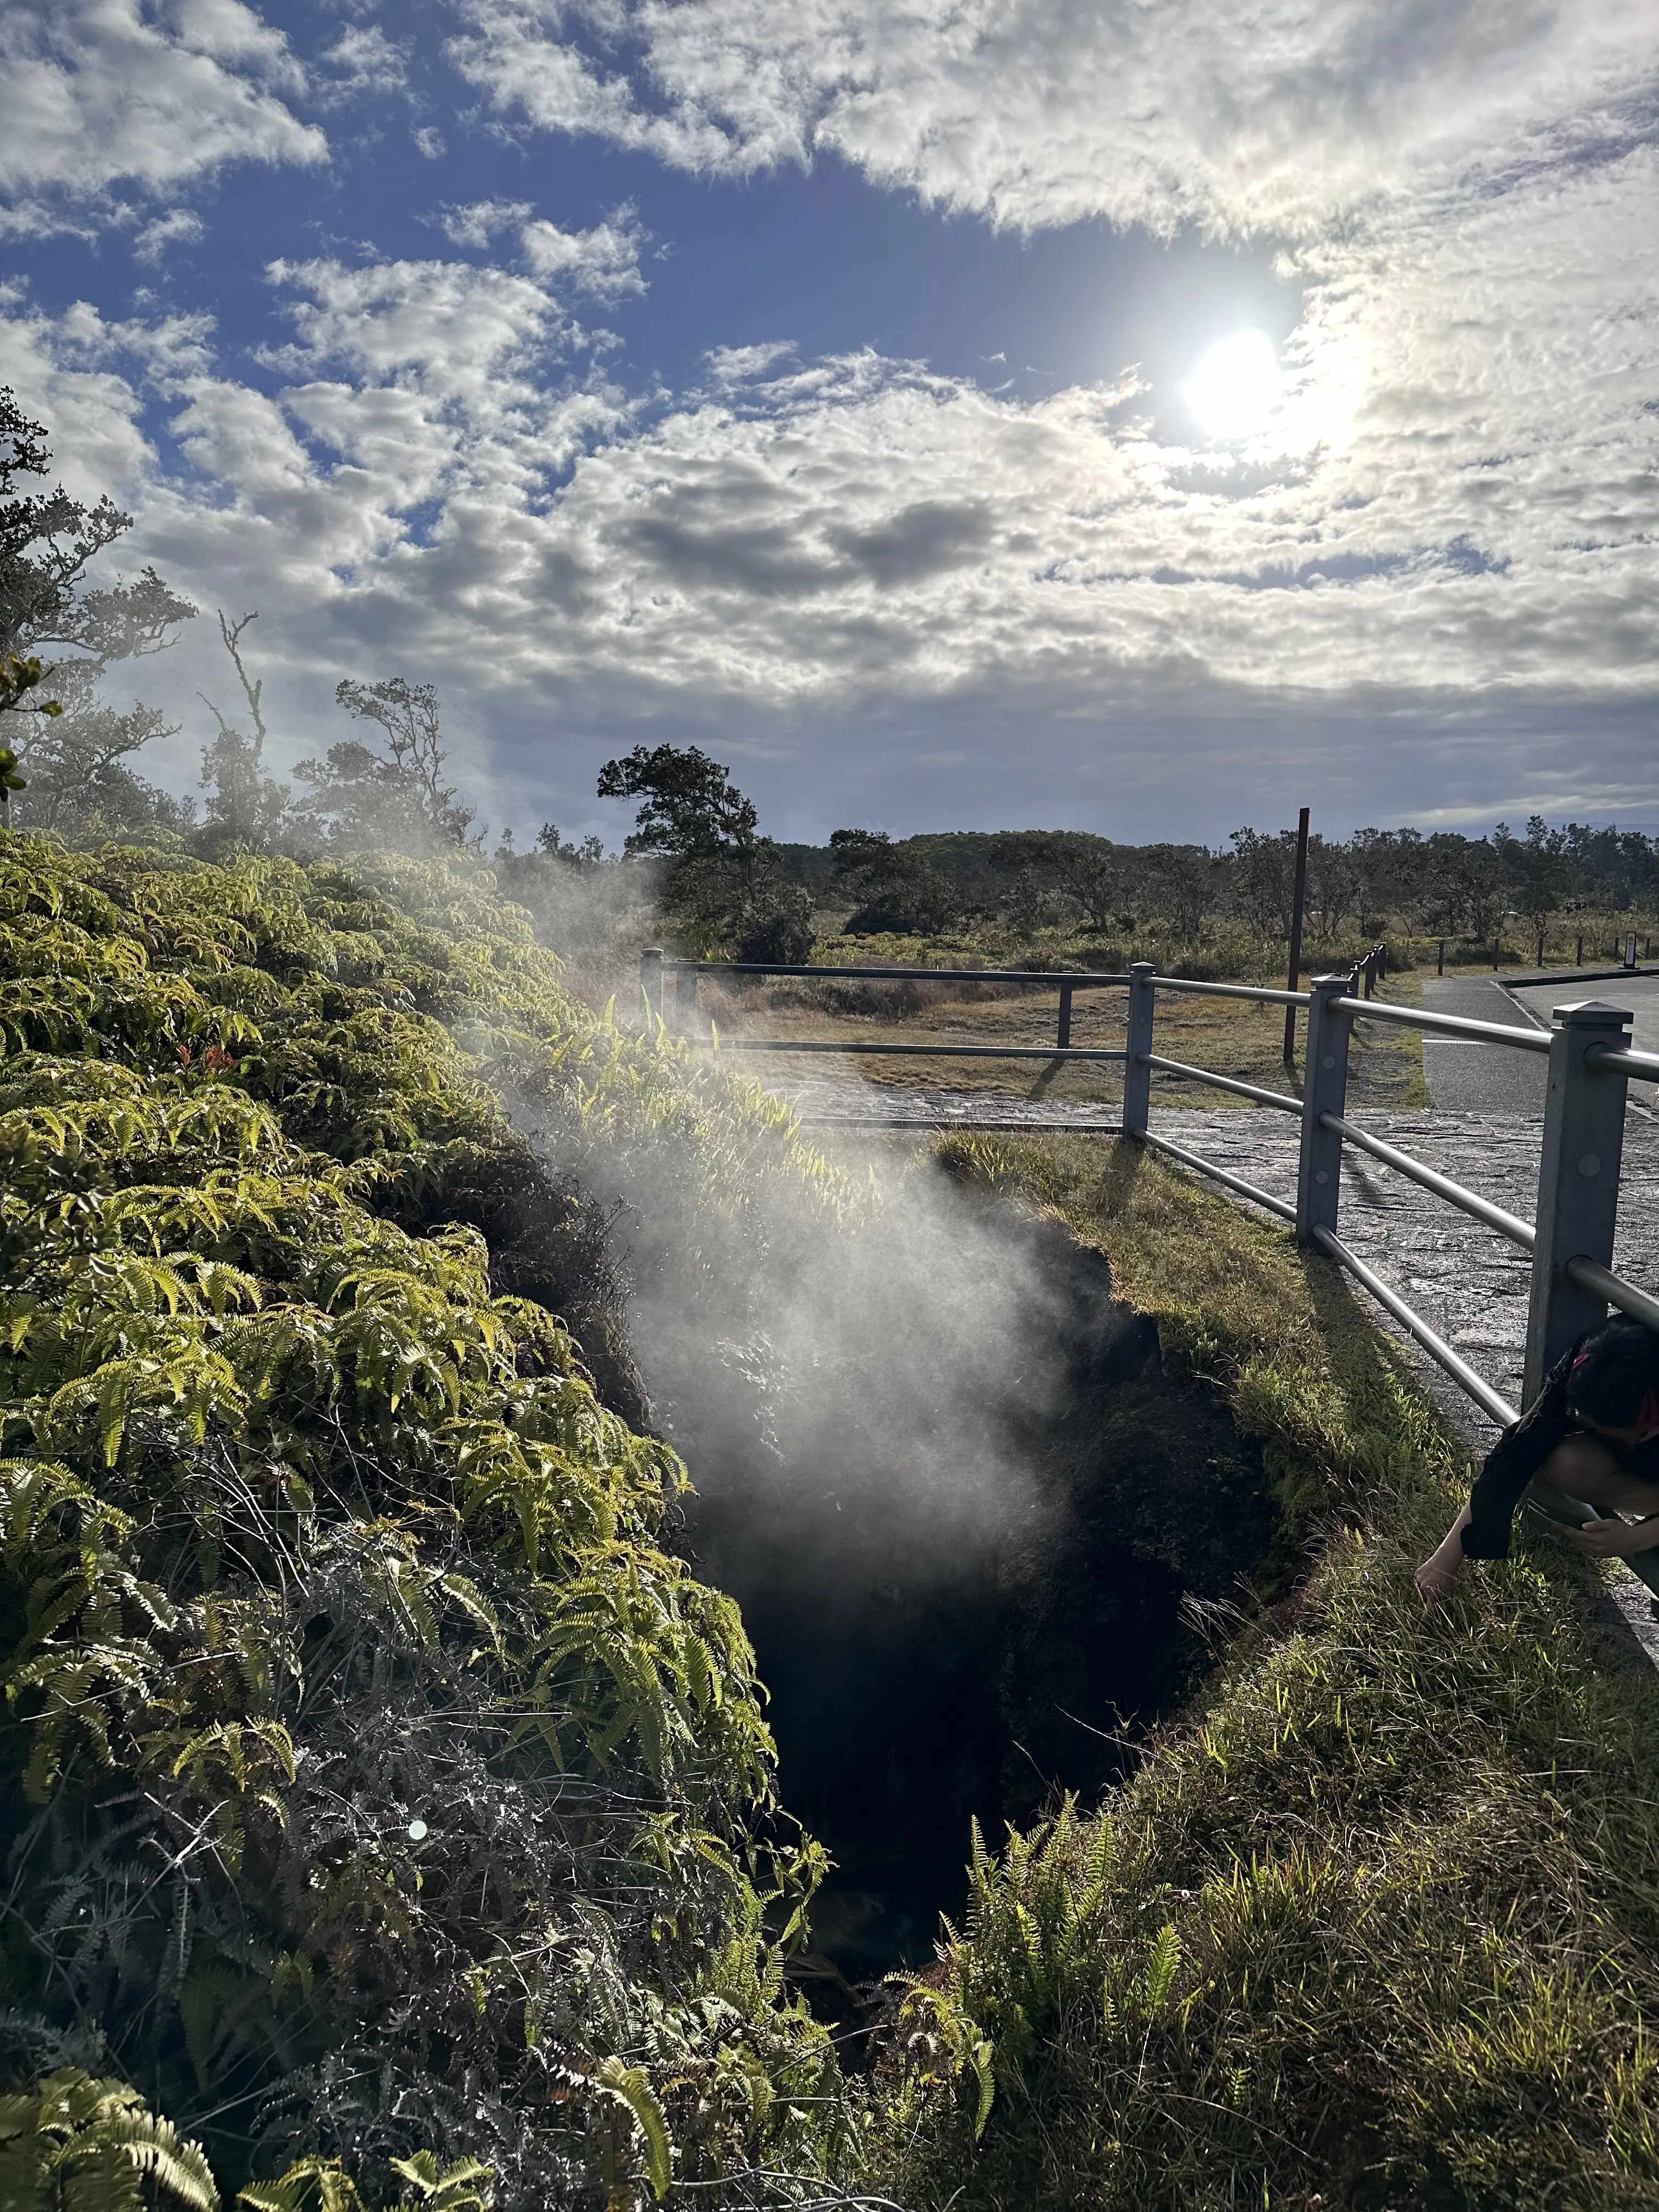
[679,972,1428,1109]
[863,1130,1659,2211]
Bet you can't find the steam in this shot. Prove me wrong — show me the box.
[624,1140,1074,1585]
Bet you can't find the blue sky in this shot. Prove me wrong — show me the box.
[2,0,1656,849]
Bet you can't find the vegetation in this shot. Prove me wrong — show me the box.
[595,747,813,966]
[7,395,1659,2210]
[0,828,868,2211]
[0,389,196,840]
[774,823,1659,979]
[869,1133,1659,2210]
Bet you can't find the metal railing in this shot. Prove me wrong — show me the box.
[1118,960,1659,1595]
[641,950,1130,1063]
[644,946,1659,1593]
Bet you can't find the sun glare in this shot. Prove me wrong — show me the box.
[1184,328,1282,441]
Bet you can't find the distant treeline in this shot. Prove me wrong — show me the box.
[775,821,1659,944]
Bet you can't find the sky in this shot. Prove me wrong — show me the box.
[2,0,1657,849]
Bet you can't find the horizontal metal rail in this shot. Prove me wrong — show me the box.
[1150,975,1311,1008]
[1312,1227,1520,1427]
[1321,1111,1536,1250]
[1588,1043,1659,1080]
[1331,995,1550,1051]
[703,1040,1128,1062]
[1144,1054,1302,1114]
[1141,1130,1296,1223]
[797,1114,1121,1132]
[1566,1255,1659,1334]
[669,961,1130,986]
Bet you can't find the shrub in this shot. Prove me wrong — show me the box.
[0,831,854,2211]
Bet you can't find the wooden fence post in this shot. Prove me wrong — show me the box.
[1283,806,1310,1062]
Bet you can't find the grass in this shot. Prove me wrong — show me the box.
[684,981,1426,1110]
[863,1131,1659,2210]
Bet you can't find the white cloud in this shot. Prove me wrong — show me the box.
[451,0,1659,238]
[320,23,409,95]
[521,213,645,300]
[2,1,1656,833]
[7,119,1656,722]
[440,199,535,247]
[704,341,797,387]
[134,207,206,263]
[0,0,324,211]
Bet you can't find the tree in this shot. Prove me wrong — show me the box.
[1228,826,1301,939]
[1136,844,1222,938]
[1305,835,1361,943]
[597,743,814,962]
[985,831,1127,934]
[829,828,959,936]
[0,387,194,834]
[198,611,290,851]
[1418,833,1506,943]
[295,676,476,852]
[532,821,608,866]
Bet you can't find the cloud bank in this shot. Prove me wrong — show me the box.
[0,0,1655,832]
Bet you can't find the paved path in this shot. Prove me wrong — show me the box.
[1419,971,1659,1115]
[1145,1108,1659,1431]
[1418,977,1548,1113]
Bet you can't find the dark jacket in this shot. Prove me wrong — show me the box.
[1463,1335,1659,1558]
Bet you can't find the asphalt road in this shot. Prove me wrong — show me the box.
[1420,971,1659,1115]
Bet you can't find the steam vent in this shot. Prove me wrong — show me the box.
[645,1161,1274,1990]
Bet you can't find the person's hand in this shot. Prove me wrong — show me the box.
[1566,1515,1659,1559]
[1415,1541,1466,1609]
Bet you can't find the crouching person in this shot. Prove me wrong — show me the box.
[1418,1315,1659,1607]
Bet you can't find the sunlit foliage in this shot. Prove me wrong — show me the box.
[0,831,857,2211]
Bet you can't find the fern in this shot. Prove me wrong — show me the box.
[0,830,846,2211]
[0,2069,218,2212]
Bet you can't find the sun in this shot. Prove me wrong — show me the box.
[1184,328,1282,441]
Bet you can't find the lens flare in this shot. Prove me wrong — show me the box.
[1184,328,1282,440]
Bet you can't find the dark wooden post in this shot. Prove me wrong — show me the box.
[1056,982,1073,1050]
[1437,938,1445,975]
[1576,933,1584,967]
[1282,805,1310,1062]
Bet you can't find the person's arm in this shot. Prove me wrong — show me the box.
[1416,1501,1473,1607]
[1568,1514,1659,1558]
[1458,1343,1578,1559]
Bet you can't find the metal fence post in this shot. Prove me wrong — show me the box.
[1296,976,1353,1243]
[1122,962,1155,1136]
[1523,999,1633,1403]
[640,946,663,1026]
